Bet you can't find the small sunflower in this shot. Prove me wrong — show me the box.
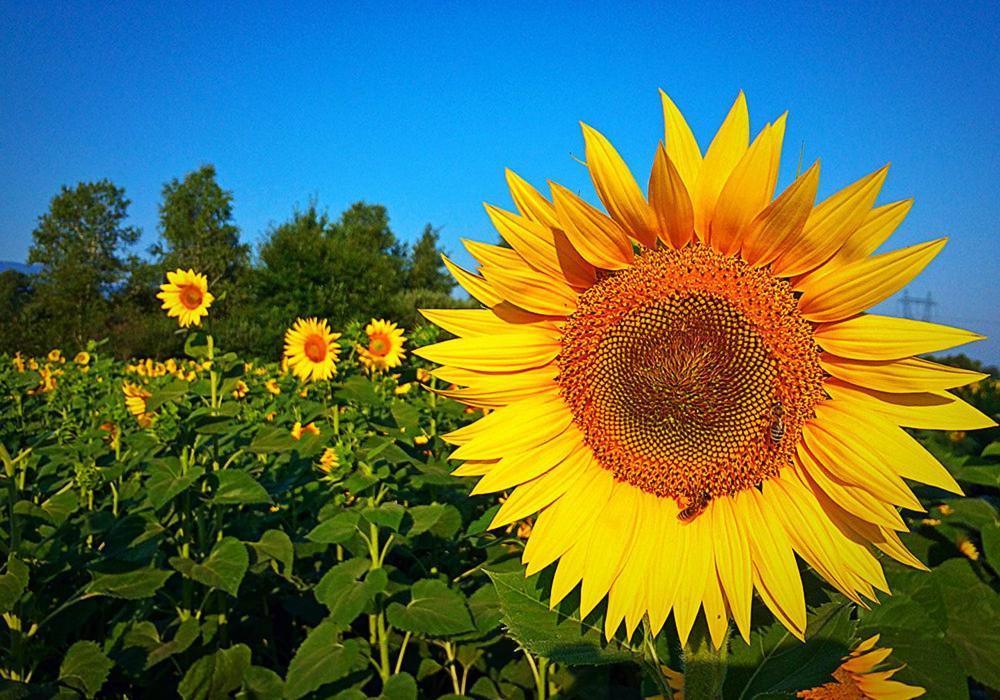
[12,353,26,373]
[797,635,924,699]
[416,90,995,647]
[318,447,340,474]
[157,269,214,327]
[122,381,155,426]
[265,379,282,395]
[357,319,407,372]
[283,318,341,382]
[47,349,64,363]
[232,380,249,399]
[291,421,320,440]
[73,351,90,365]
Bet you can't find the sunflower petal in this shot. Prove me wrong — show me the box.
[420,308,559,338]
[771,166,889,277]
[659,90,703,194]
[470,422,583,492]
[579,484,639,617]
[551,182,635,269]
[740,162,820,267]
[489,450,597,528]
[712,496,753,641]
[798,239,946,322]
[824,379,996,430]
[506,169,561,228]
[450,399,573,461]
[694,91,749,239]
[582,123,658,248]
[441,255,502,306]
[820,354,988,393]
[414,332,558,372]
[711,115,786,255]
[814,315,985,360]
[648,144,695,248]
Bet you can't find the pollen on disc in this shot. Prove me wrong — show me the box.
[558,244,824,504]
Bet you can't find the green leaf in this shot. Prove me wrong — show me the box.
[390,401,420,434]
[178,644,251,700]
[59,641,113,699]
[387,579,475,637]
[248,529,294,578]
[41,488,78,525]
[125,618,200,670]
[307,511,360,544]
[170,537,248,597]
[212,470,271,505]
[982,522,1000,569]
[952,463,1000,488]
[0,557,28,613]
[145,379,189,411]
[725,602,855,698]
[283,621,368,699]
[362,502,407,532]
[335,375,379,406]
[242,666,284,699]
[408,504,462,539]
[249,426,297,454]
[378,673,417,700]
[146,460,204,510]
[486,570,637,666]
[315,560,387,625]
[86,568,173,600]
[981,441,1000,458]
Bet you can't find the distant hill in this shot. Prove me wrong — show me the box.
[0,261,40,274]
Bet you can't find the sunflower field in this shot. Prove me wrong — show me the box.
[3,91,1000,700]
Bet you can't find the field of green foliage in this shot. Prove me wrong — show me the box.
[1,328,999,699]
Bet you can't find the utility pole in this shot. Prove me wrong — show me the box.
[899,291,936,322]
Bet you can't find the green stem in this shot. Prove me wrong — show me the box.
[394,631,411,674]
[682,618,729,700]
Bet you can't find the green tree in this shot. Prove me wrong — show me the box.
[0,270,37,353]
[153,164,248,282]
[404,225,454,295]
[26,180,140,346]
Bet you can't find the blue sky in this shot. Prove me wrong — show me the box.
[1,2,998,362]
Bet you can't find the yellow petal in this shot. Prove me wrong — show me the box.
[523,468,615,575]
[798,238,946,322]
[579,484,639,617]
[819,354,988,393]
[489,449,597,528]
[433,363,558,392]
[414,332,559,372]
[711,496,753,641]
[485,204,568,280]
[771,166,888,277]
[702,567,729,650]
[795,199,913,287]
[824,379,996,430]
[673,513,713,645]
[646,501,684,635]
[648,144,695,248]
[420,308,559,338]
[659,90,703,195]
[449,397,573,461]
[740,162,820,267]
[744,488,806,639]
[582,123,658,248]
[711,115,786,255]
[442,255,502,306]
[694,91,749,240]
[434,382,555,410]
[506,169,561,228]
[814,314,985,361]
[469,422,583,492]
[465,239,579,316]
[550,182,635,269]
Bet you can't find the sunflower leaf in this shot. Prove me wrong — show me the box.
[486,569,638,666]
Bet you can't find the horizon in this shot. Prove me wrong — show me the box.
[2,2,997,363]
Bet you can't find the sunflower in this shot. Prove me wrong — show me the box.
[415,91,994,647]
[283,318,341,382]
[122,382,155,427]
[357,319,407,372]
[157,269,214,327]
[318,447,340,474]
[47,349,64,363]
[291,421,320,440]
[74,351,91,365]
[797,635,924,699]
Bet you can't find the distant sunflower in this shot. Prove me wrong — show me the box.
[283,318,341,382]
[122,382,154,427]
[416,91,994,647]
[318,447,340,474]
[357,319,407,372]
[798,635,923,699]
[157,269,214,327]
[74,351,90,365]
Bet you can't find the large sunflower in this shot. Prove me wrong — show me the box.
[797,635,924,699]
[357,318,407,372]
[157,269,214,327]
[283,317,341,382]
[415,91,994,647]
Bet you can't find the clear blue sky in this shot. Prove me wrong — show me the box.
[2,2,998,363]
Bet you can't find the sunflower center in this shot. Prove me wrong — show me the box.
[796,670,866,700]
[179,284,204,310]
[304,334,328,362]
[369,334,390,356]
[558,244,823,507]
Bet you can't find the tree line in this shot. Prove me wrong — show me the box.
[0,165,467,358]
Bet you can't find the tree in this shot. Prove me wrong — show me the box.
[404,225,454,295]
[153,165,248,282]
[27,180,140,346]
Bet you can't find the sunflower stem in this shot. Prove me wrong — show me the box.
[640,619,673,699]
[682,618,729,700]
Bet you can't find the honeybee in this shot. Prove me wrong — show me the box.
[769,402,785,444]
[678,492,711,522]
